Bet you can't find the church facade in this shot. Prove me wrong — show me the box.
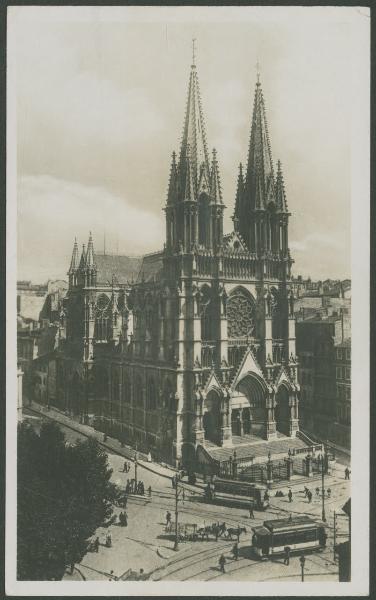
[54,55,300,466]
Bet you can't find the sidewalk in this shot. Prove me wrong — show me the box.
[25,401,175,481]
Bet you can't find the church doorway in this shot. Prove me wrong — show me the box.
[231,409,241,436]
[243,407,251,434]
[235,375,266,438]
[203,390,221,445]
[275,386,290,436]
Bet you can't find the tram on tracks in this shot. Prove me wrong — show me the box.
[251,516,328,560]
[204,478,270,510]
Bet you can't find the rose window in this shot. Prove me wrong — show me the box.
[227,291,255,338]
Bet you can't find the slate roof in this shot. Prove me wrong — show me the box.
[95,254,143,285]
[136,252,164,283]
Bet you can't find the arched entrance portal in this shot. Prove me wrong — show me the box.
[275,386,291,436]
[234,375,266,438]
[203,390,221,445]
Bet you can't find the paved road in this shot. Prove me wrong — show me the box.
[73,449,349,582]
[22,406,349,582]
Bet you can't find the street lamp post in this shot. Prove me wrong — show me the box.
[173,474,181,551]
[134,443,138,488]
[300,554,306,582]
[320,453,326,523]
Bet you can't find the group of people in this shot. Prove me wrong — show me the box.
[119,511,128,527]
[125,479,146,495]
[123,461,132,473]
[218,543,240,573]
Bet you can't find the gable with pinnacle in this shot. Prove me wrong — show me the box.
[231,346,270,392]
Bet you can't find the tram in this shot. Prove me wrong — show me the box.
[205,478,270,510]
[251,516,327,560]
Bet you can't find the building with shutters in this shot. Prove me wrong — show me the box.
[51,53,301,466]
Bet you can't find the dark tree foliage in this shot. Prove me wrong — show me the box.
[17,421,115,580]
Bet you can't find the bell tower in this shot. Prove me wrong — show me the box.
[165,43,224,254]
[232,70,292,279]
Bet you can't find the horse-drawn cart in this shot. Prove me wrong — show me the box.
[165,522,198,541]
[165,521,229,542]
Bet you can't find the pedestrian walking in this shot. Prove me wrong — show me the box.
[288,489,293,503]
[147,451,152,462]
[106,533,112,548]
[123,461,127,472]
[307,490,312,503]
[304,486,309,498]
[249,503,254,519]
[94,537,99,552]
[327,487,331,498]
[148,485,152,497]
[232,543,239,561]
[219,554,226,573]
[283,545,291,566]
[166,511,171,526]
[316,487,320,497]
[345,467,350,480]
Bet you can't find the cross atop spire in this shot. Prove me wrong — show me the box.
[256,59,261,85]
[192,38,196,67]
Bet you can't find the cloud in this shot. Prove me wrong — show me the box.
[17,175,165,282]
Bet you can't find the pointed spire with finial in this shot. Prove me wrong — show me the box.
[209,148,222,203]
[86,231,96,269]
[167,151,178,204]
[68,237,79,274]
[244,63,275,210]
[233,163,244,227]
[178,39,211,197]
[79,244,86,270]
[275,160,288,212]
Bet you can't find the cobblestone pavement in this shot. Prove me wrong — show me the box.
[23,404,350,582]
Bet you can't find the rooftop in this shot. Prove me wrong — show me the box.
[94,253,143,285]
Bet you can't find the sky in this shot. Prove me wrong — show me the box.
[9,6,368,283]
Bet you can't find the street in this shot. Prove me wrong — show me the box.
[23,405,350,582]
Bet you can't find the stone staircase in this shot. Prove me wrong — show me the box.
[202,435,308,464]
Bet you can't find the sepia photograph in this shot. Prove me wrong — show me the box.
[6,5,370,596]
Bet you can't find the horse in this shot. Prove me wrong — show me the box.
[225,526,247,541]
[211,522,227,540]
[197,525,212,541]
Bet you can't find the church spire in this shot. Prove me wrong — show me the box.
[233,163,244,229]
[86,232,96,269]
[244,74,275,210]
[275,160,288,212]
[167,151,178,204]
[165,45,225,253]
[178,43,210,197]
[68,238,79,274]
[78,244,86,270]
[209,148,222,204]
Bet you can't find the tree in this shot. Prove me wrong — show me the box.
[17,421,115,580]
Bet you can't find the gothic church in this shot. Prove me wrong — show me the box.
[55,53,300,467]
